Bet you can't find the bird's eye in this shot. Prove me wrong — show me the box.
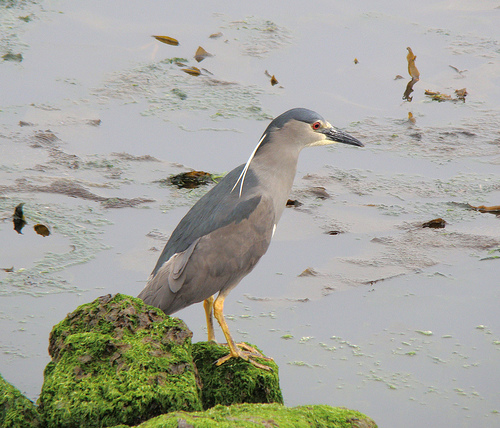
[312,121,321,130]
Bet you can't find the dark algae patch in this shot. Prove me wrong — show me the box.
[38,294,202,427]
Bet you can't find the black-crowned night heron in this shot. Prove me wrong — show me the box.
[139,108,363,369]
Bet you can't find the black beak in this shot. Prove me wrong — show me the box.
[323,127,364,147]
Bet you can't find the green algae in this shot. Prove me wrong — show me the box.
[132,403,377,428]
[0,373,42,428]
[192,341,282,410]
[94,61,271,122]
[38,294,202,427]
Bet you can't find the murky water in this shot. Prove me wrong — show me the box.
[1,1,499,427]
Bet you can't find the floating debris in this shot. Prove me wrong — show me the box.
[455,88,468,101]
[406,47,420,80]
[209,32,223,39]
[2,52,23,62]
[264,70,279,86]
[286,199,302,208]
[422,218,446,229]
[168,171,214,189]
[424,89,467,103]
[152,35,179,46]
[467,204,500,214]
[325,230,342,236]
[403,78,418,102]
[34,224,50,237]
[408,112,416,124]
[449,65,467,76]
[194,46,213,62]
[354,58,359,64]
[415,330,433,336]
[308,186,330,199]
[181,66,201,76]
[13,203,27,234]
[403,47,420,102]
[298,267,320,277]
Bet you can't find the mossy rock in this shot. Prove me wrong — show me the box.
[0,373,43,428]
[128,403,378,427]
[38,294,202,427]
[192,341,283,409]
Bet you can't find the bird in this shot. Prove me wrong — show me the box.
[138,108,363,369]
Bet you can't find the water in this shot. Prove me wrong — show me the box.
[1,1,499,426]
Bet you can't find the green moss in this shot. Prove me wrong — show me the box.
[133,403,377,427]
[192,341,283,410]
[0,373,43,428]
[38,294,202,427]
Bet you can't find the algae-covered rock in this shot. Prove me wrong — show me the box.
[38,293,202,427]
[0,373,43,428]
[131,403,378,427]
[192,341,283,409]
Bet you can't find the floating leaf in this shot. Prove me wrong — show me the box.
[466,204,500,214]
[270,75,278,86]
[298,267,320,277]
[455,88,468,101]
[354,58,359,64]
[425,89,466,103]
[403,78,418,102]
[152,35,179,46]
[394,75,404,80]
[34,224,51,237]
[406,47,420,80]
[13,203,27,234]
[209,32,223,39]
[181,66,201,76]
[408,112,416,124]
[194,46,213,62]
[2,267,14,273]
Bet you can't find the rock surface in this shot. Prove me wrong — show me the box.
[37,294,202,427]
[129,403,378,428]
[192,341,282,409]
[1,293,377,427]
[0,373,43,428]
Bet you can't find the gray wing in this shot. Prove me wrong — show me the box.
[150,164,260,278]
[138,193,275,315]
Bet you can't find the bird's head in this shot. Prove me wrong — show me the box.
[260,108,364,151]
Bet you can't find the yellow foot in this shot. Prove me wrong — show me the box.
[215,343,273,371]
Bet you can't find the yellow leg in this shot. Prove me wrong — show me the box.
[212,292,272,371]
[203,296,216,342]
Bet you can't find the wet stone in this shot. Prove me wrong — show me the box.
[192,341,282,410]
[38,293,202,427]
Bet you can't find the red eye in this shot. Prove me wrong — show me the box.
[312,121,321,130]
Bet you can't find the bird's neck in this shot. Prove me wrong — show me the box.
[250,144,301,222]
